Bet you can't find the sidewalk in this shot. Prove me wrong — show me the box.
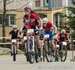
[0,47,24,55]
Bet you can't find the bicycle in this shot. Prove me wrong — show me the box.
[43,34,60,62]
[22,29,40,64]
[43,34,54,62]
[58,41,68,62]
[11,39,17,61]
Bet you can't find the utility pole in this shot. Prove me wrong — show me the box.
[3,0,7,42]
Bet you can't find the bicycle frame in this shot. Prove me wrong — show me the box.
[11,39,17,61]
[12,39,17,54]
[27,29,35,52]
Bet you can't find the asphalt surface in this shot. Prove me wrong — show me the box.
[0,51,75,70]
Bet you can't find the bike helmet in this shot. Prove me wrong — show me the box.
[42,17,48,24]
[13,25,18,29]
[61,29,66,33]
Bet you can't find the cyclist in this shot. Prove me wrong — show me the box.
[57,29,69,50]
[20,6,43,56]
[9,25,19,55]
[42,17,57,48]
[57,29,69,42]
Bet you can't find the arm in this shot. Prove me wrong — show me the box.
[20,23,25,30]
[37,19,43,29]
[66,33,70,41]
[56,32,60,42]
[53,24,57,33]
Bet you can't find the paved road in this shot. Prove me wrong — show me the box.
[0,51,75,70]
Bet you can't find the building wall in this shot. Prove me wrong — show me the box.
[35,8,67,23]
[16,11,25,29]
[0,27,2,37]
[0,0,68,37]
[0,10,25,37]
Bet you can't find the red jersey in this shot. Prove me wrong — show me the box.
[43,22,53,32]
[23,13,40,29]
[58,32,68,41]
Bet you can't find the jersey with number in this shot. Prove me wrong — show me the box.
[58,33,68,41]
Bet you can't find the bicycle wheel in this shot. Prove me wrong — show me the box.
[35,42,39,63]
[44,41,53,62]
[28,38,35,64]
[59,45,67,62]
[13,44,16,61]
[54,48,59,62]
[43,44,46,62]
[25,42,29,62]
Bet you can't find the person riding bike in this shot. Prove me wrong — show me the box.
[42,17,57,48]
[57,29,69,50]
[20,6,43,56]
[9,25,19,55]
[58,29,69,42]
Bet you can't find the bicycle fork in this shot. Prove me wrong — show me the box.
[27,36,35,52]
[12,43,16,54]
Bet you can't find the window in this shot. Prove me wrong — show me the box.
[55,0,62,9]
[54,13,63,27]
[0,14,16,26]
[9,15,15,26]
[35,0,40,7]
[44,0,48,6]
[44,0,63,9]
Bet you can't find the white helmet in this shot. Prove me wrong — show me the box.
[13,25,18,29]
[61,29,66,33]
[42,18,48,24]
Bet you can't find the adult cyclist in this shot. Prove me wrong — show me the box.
[57,29,69,49]
[20,6,43,57]
[42,17,57,48]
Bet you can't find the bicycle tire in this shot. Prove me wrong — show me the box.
[13,44,16,61]
[59,46,67,62]
[28,38,35,64]
[44,41,52,62]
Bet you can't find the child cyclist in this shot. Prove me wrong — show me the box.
[9,25,19,55]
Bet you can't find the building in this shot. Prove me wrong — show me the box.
[0,0,34,37]
[0,0,72,37]
[34,0,69,27]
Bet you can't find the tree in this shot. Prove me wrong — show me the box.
[67,0,75,29]
[66,0,75,41]
[3,0,7,42]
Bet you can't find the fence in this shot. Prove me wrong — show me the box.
[0,37,22,48]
